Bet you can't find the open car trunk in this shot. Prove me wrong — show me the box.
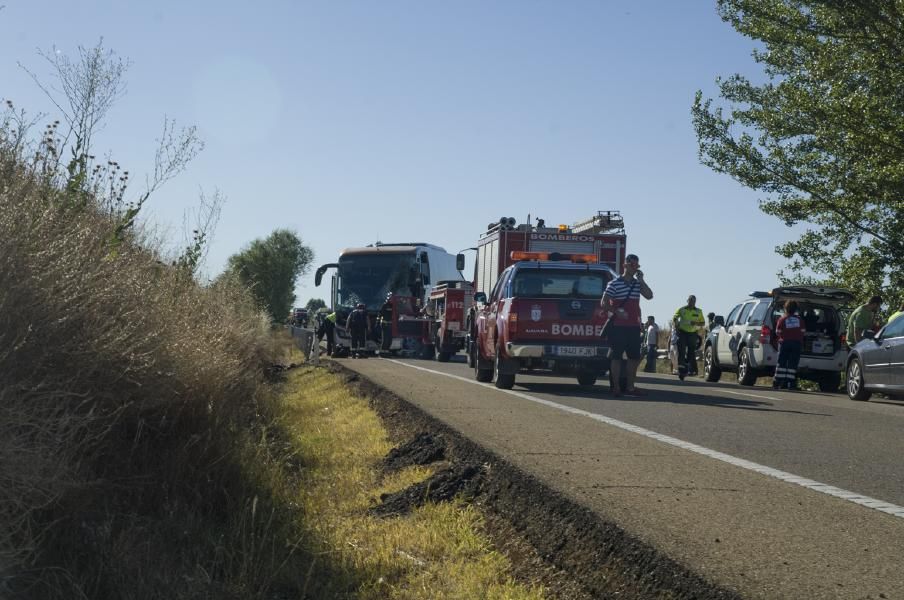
[771,301,843,357]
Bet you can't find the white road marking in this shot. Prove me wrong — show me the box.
[725,390,784,402]
[387,360,904,520]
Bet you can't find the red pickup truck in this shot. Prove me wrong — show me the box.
[472,254,617,389]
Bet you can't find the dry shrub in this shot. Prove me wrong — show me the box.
[0,123,294,598]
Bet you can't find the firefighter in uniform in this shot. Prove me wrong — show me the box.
[346,303,371,358]
[378,293,394,353]
[672,295,706,380]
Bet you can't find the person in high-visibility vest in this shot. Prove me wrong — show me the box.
[672,295,706,380]
[321,311,337,356]
[886,302,903,326]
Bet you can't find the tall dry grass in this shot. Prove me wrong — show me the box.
[0,113,298,598]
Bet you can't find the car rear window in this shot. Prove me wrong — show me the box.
[737,302,754,325]
[511,270,611,298]
[748,300,770,326]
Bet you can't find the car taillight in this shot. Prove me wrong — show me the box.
[840,333,847,347]
[508,312,518,335]
[760,325,772,345]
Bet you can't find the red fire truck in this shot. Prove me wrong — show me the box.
[425,279,474,361]
[314,242,465,357]
[467,212,627,388]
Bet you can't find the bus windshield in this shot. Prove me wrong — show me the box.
[337,252,417,309]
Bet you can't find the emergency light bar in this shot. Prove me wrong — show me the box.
[510,251,598,263]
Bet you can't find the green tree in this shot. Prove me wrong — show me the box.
[226,229,314,321]
[305,298,327,312]
[692,0,904,311]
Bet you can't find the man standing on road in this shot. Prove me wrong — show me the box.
[673,295,706,380]
[846,295,883,345]
[772,299,805,390]
[320,311,337,357]
[346,303,371,359]
[643,316,660,373]
[601,254,653,396]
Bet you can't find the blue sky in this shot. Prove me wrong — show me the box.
[1,1,800,324]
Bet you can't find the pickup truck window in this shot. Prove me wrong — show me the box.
[490,269,510,302]
[511,270,611,299]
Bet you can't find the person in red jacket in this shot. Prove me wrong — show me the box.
[773,299,806,390]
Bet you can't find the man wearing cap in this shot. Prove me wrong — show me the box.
[346,303,371,358]
[601,253,654,396]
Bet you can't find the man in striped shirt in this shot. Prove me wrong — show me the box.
[601,253,654,396]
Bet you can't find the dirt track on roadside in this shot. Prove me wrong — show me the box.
[329,361,741,600]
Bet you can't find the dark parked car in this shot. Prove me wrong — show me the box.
[846,315,904,401]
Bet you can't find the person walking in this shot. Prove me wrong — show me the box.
[772,299,806,390]
[601,253,653,396]
[346,303,371,358]
[846,295,883,345]
[672,295,706,380]
[643,316,660,373]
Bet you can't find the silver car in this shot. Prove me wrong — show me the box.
[846,315,904,401]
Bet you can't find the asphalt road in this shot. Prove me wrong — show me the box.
[341,354,904,599]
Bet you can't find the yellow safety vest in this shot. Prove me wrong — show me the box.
[674,306,704,333]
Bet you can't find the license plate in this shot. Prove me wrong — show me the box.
[556,346,596,357]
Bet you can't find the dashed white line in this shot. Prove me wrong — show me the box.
[387,360,904,520]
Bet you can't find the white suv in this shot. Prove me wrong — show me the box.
[703,286,853,391]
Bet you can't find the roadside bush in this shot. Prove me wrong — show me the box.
[0,115,291,597]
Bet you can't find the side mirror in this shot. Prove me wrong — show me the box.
[714,315,725,327]
[420,251,429,263]
[864,330,876,340]
[314,263,338,287]
[474,292,487,304]
[456,253,466,271]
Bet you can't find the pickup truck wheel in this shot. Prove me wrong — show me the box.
[846,358,871,401]
[474,346,493,382]
[577,371,597,387]
[816,372,841,393]
[737,347,757,386]
[494,348,515,389]
[703,345,722,382]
